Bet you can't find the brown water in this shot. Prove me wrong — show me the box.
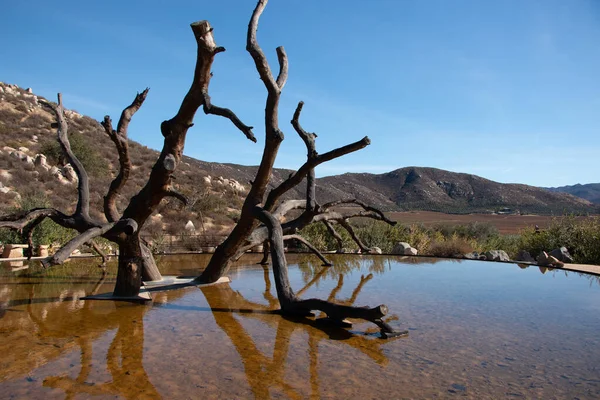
[1,254,599,399]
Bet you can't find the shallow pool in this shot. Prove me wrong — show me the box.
[1,254,599,399]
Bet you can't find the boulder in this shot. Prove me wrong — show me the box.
[50,166,61,176]
[0,187,10,194]
[62,164,78,183]
[24,155,34,165]
[9,150,23,160]
[405,247,418,256]
[537,251,564,267]
[18,146,29,153]
[368,247,382,255]
[548,247,573,263]
[391,242,418,255]
[34,154,50,170]
[484,250,510,262]
[464,252,479,260]
[515,250,535,263]
[184,220,195,232]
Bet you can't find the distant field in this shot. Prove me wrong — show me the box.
[385,211,556,234]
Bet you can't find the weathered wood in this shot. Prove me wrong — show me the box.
[254,206,401,335]
[101,89,149,223]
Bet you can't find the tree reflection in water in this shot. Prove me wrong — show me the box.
[201,257,406,399]
[4,256,406,399]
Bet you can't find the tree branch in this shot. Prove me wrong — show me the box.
[264,136,371,211]
[164,188,189,206]
[102,89,149,222]
[322,198,397,225]
[253,206,400,335]
[201,89,256,142]
[322,220,344,253]
[247,0,280,94]
[40,94,92,220]
[283,234,332,266]
[41,219,137,268]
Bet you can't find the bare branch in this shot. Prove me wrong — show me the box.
[0,208,64,230]
[87,240,107,267]
[322,198,397,226]
[202,89,256,142]
[247,0,280,94]
[121,20,224,227]
[264,136,371,211]
[275,46,288,89]
[337,219,370,253]
[253,206,401,335]
[164,188,189,206]
[102,89,149,222]
[322,220,344,253]
[283,234,332,266]
[40,94,92,220]
[41,219,137,268]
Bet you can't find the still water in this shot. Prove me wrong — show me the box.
[1,254,599,399]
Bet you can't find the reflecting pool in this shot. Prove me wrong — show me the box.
[1,255,599,399]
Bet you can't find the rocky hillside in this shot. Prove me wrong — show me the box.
[546,183,600,205]
[0,82,596,240]
[309,167,597,214]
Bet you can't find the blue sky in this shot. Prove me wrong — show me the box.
[2,0,599,187]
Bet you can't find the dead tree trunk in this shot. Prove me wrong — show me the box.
[254,206,405,337]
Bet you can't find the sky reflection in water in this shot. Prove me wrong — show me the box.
[0,255,599,399]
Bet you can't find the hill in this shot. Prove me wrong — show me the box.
[309,167,596,214]
[546,183,600,205]
[0,82,596,241]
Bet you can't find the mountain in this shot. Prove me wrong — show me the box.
[546,183,600,205]
[0,82,596,239]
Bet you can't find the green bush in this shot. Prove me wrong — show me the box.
[0,191,75,247]
[40,132,108,177]
[517,216,600,264]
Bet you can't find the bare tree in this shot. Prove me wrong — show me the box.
[1,0,398,331]
[0,21,254,297]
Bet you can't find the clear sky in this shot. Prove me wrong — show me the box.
[2,0,599,187]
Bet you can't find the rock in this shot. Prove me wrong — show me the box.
[26,88,33,94]
[464,252,478,260]
[34,154,50,170]
[9,150,23,160]
[18,146,29,153]
[50,166,60,176]
[484,250,510,262]
[548,247,573,263]
[537,251,564,267]
[392,242,411,254]
[368,247,382,254]
[515,250,535,263]
[0,187,10,194]
[24,156,34,165]
[2,146,16,153]
[392,242,418,255]
[31,135,38,142]
[62,164,78,183]
[202,176,212,185]
[405,247,418,256]
[184,220,195,232]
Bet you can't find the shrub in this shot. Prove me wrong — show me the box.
[427,235,474,258]
[39,132,108,176]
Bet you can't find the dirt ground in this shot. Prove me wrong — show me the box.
[385,211,556,234]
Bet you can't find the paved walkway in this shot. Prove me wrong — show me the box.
[560,263,600,276]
